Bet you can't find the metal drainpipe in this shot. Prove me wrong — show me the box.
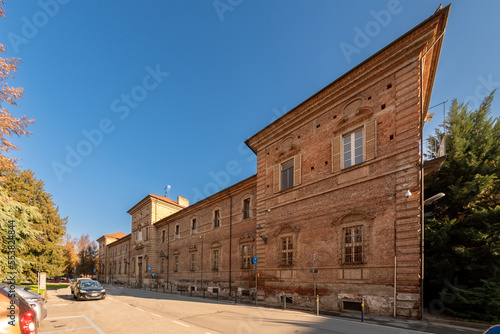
[420,29,446,319]
[394,219,397,318]
[167,223,170,287]
[228,189,233,294]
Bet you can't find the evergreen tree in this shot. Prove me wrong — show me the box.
[425,91,500,322]
[2,169,67,282]
[0,184,39,281]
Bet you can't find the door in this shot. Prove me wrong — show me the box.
[138,256,143,287]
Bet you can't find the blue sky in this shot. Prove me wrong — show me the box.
[1,1,499,242]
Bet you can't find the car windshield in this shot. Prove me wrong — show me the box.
[81,281,102,288]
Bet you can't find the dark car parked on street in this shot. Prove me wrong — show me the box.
[73,280,106,301]
[0,285,38,334]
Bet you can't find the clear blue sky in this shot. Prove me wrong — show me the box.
[1,1,499,242]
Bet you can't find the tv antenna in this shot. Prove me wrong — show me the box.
[164,185,171,198]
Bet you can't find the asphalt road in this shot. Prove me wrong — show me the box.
[38,285,485,334]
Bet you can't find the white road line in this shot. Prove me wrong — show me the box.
[50,303,69,306]
[39,326,94,333]
[132,306,145,312]
[41,316,105,334]
[151,313,163,318]
[107,297,118,301]
[172,320,190,327]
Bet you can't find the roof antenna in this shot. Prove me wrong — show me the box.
[435,3,443,13]
[164,185,171,198]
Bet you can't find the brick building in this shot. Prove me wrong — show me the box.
[98,6,449,318]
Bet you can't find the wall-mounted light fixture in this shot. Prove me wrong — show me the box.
[405,190,412,198]
[256,225,268,244]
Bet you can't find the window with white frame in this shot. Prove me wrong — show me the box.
[343,226,363,264]
[343,129,363,168]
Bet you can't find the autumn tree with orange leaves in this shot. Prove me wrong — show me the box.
[0,0,33,172]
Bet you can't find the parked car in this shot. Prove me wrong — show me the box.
[0,286,38,334]
[13,287,47,324]
[73,280,106,301]
[69,278,91,294]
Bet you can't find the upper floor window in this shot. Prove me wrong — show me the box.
[243,198,251,219]
[175,224,180,239]
[343,129,363,168]
[161,230,166,243]
[191,218,197,235]
[281,160,294,191]
[138,230,142,241]
[343,226,363,264]
[145,227,149,241]
[213,209,220,229]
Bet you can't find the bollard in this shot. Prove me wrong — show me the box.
[190,288,193,297]
[235,291,237,304]
[163,285,165,293]
[217,289,219,301]
[361,298,365,322]
[203,288,205,299]
[283,296,286,310]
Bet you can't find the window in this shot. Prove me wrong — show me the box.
[145,258,149,272]
[280,236,293,267]
[241,245,252,269]
[160,258,164,273]
[190,253,196,271]
[175,224,180,239]
[161,230,166,243]
[243,198,251,219]
[281,160,294,191]
[212,249,220,270]
[138,230,142,241]
[145,227,149,240]
[343,129,363,168]
[213,210,220,228]
[124,260,127,274]
[191,218,197,235]
[343,226,363,264]
[174,255,179,272]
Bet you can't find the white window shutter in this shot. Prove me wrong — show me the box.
[365,119,377,161]
[293,154,301,186]
[273,164,280,193]
[332,135,341,172]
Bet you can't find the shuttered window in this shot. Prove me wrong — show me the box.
[332,119,376,172]
[274,154,302,193]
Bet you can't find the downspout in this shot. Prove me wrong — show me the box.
[394,219,397,318]
[167,223,170,287]
[228,189,233,294]
[419,29,446,319]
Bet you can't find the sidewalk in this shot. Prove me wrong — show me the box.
[104,284,494,334]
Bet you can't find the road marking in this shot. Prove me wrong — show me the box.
[172,320,190,327]
[50,303,69,306]
[151,313,163,318]
[39,326,94,333]
[131,305,145,312]
[41,316,104,334]
[107,297,118,302]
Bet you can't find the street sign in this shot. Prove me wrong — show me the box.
[93,269,97,273]
[147,266,152,271]
[252,256,258,264]
[151,272,156,277]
